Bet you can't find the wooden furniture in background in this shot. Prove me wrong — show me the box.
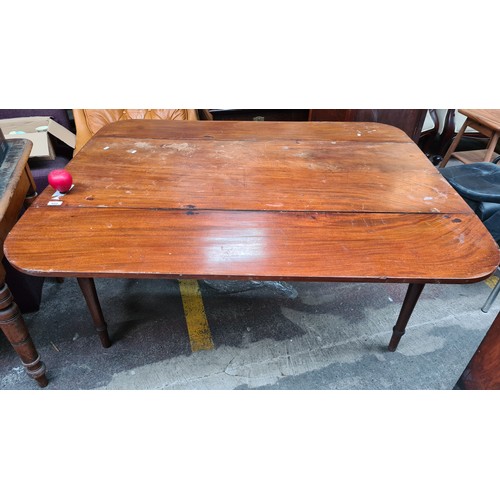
[440,109,500,167]
[309,109,428,144]
[72,109,200,155]
[434,109,484,158]
[208,110,435,152]
[456,310,500,389]
[4,120,499,383]
[0,138,47,387]
[209,109,309,121]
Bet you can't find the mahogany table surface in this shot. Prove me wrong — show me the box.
[4,120,499,284]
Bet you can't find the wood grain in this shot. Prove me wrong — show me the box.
[440,109,500,167]
[32,137,468,214]
[87,120,412,144]
[458,109,500,132]
[1,140,34,263]
[5,120,499,285]
[5,208,498,283]
[0,139,47,387]
[309,109,427,143]
[456,310,500,389]
[0,140,33,221]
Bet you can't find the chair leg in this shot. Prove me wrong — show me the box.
[482,276,500,313]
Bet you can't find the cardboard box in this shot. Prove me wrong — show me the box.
[0,116,76,160]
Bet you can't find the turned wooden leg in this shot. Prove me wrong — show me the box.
[388,283,425,352]
[77,277,111,348]
[0,282,48,387]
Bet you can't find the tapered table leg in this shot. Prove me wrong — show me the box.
[0,282,48,387]
[77,277,111,348]
[388,283,425,351]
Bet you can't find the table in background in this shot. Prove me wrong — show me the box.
[0,139,47,387]
[440,109,500,167]
[5,120,499,385]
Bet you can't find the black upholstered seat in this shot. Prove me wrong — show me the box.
[441,158,500,312]
[441,162,500,204]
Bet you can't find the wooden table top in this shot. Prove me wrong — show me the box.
[458,109,500,131]
[4,120,499,283]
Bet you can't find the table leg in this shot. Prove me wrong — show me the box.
[77,277,112,348]
[439,120,468,168]
[483,131,500,163]
[0,282,48,387]
[388,283,425,351]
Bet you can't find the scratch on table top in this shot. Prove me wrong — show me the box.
[214,147,235,160]
[161,142,196,155]
[431,187,449,199]
[134,141,155,150]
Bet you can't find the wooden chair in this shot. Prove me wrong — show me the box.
[72,109,203,155]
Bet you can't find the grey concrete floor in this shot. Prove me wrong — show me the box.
[1,274,498,390]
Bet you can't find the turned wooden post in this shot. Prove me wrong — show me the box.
[388,283,425,351]
[0,280,47,387]
[77,277,111,348]
[0,138,48,387]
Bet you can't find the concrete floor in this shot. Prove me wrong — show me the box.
[1,274,498,390]
[2,156,498,391]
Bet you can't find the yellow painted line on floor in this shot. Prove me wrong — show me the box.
[485,275,499,289]
[179,279,214,352]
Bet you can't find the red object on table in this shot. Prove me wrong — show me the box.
[48,169,73,193]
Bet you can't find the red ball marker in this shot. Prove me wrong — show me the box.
[48,169,73,193]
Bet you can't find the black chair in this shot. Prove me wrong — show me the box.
[441,156,500,312]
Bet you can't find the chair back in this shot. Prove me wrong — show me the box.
[73,109,199,154]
